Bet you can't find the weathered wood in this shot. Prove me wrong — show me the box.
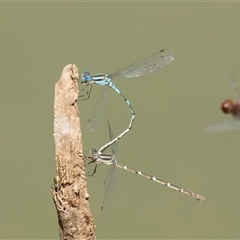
[52,64,96,240]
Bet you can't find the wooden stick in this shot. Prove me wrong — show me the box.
[52,64,96,240]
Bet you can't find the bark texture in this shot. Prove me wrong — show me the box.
[52,64,96,240]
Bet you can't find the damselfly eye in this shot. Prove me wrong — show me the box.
[221,99,233,114]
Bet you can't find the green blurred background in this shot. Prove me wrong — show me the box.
[1,2,240,239]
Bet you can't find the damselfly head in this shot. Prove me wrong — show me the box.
[221,99,234,114]
[81,70,92,81]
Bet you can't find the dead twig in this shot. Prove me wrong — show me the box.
[52,64,96,240]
